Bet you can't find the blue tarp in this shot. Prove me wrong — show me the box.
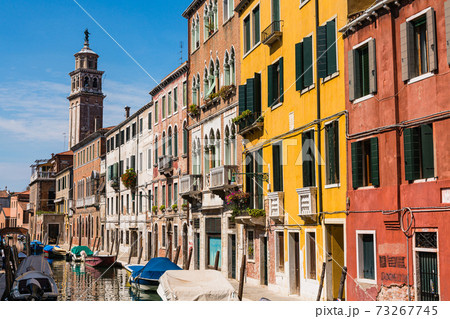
[44,245,54,252]
[134,257,181,280]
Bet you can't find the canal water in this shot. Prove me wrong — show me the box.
[49,260,161,301]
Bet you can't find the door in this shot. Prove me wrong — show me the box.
[182,224,188,267]
[289,232,300,294]
[131,231,138,257]
[147,232,152,260]
[195,233,200,270]
[260,236,268,285]
[418,252,439,301]
[229,234,237,279]
[208,236,221,268]
[48,224,59,245]
[325,225,345,300]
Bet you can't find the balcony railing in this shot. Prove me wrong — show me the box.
[262,20,283,45]
[158,155,173,174]
[84,195,98,207]
[30,171,55,183]
[268,192,284,221]
[237,112,263,135]
[180,175,203,195]
[209,165,239,191]
[76,198,84,208]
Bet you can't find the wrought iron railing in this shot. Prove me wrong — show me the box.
[261,20,283,44]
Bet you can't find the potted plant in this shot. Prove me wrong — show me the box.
[111,178,120,190]
[219,85,236,100]
[189,104,199,116]
[159,205,166,213]
[226,190,250,221]
[172,204,178,212]
[152,206,158,214]
[121,168,137,189]
[181,203,188,211]
[232,109,252,124]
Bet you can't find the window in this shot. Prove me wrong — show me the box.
[268,58,284,106]
[295,36,314,91]
[162,96,166,119]
[302,130,315,187]
[306,231,316,279]
[204,1,218,40]
[168,91,172,115]
[115,133,120,148]
[162,225,166,247]
[155,101,159,123]
[404,124,434,181]
[223,0,234,21]
[174,127,178,157]
[183,123,188,155]
[162,184,166,206]
[245,149,264,209]
[154,136,158,163]
[191,16,200,51]
[173,225,178,248]
[276,231,284,272]
[139,152,143,172]
[173,183,178,205]
[348,39,376,101]
[272,0,280,22]
[173,87,178,113]
[139,191,143,213]
[357,232,376,281]
[244,16,251,54]
[317,19,337,78]
[132,123,137,137]
[252,5,260,45]
[154,186,158,207]
[401,9,437,81]
[351,138,379,188]
[139,118,143,134]
[182,81,187,107]
[325,121,340,185]
[272,142,283,191]
[126,127,130,141]
[147,148,152,169]
[247,230,254,260]
[148,112,152,130]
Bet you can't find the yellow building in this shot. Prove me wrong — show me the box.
[235,0,347,299]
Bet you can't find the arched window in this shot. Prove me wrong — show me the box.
[209,130,216,169]
[174,126,178,157]
[204,135,210,175]
[84,76,89,88]
[204,5,210,41]
[225,125,231,165]
[215,129,221,167]
[224,51,230,86]
[203,67,209,99]
[215,58,220,92]
[183,121,188,155]
[230,47,236,85]
[93,78,98,88]
[231,124,237,165]
[154,135,159,163]
[168,127,173,156]
[162,131,166,156]
[191,21,196,51]
[192,76,198,105]
[196,74,201,104]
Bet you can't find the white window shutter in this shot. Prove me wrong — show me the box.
[427,8,437,72]
[400,22,414,82]
[368,39,377,94]
[348,49,355,101]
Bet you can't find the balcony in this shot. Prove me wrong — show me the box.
[76,198,84,208]
[235,210,266,228]
[237,112,263,136]
[84,195,99,207]
[209,165,238,191]
[30,171,55,183]
[262,20,283,46]
[296,187,317,222]
[268,192,284,222]
[158,155,173,175]
[180,174,203,203]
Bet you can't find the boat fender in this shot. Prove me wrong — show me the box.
[26,278,44,301]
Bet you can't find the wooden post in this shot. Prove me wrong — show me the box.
[92,238,97,251]
[137,246,143,265]
[78,223,82,246]
[128,245,133,265]
[214,251,220,270]
[56,233,60,246]
[173,246,181,264]
[165,240,172,258]
[96,237,101,251]
[115,232,120,257]
[316,262,327,301]
[186,247,193,270]
[11,246,19,273]
[68,236,73,252]
[109,233,115,256]
[4,247,13,297]
[26,233,31,256]
[238,254,247,301]
[338,266,347,301]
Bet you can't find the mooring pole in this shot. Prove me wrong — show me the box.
[186,247,193,270]
[173,246,181,264]
[214,251,220,270]
[165,240,172,258]
[26,233,31,256]
[238,254,247,301]
[316,262,327,301]
[338,266,347,301]
[137,246,143,265]
[109,232,115,256]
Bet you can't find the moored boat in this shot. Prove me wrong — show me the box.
[70,246,93,262]
[85,254,117,268]
[30,240,44,254]
[129,257,181,291]
[43,245,67,260]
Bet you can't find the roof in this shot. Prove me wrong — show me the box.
[182,0,205,18]
[56,150,73,156]
[19,202,28,210]
[0,190,10,198]
[71,128,111,151]
[1,207,11,217]
[13,190,30,195]
[105,102,153,137]
[149,62,188,97]
[235,0,254,15]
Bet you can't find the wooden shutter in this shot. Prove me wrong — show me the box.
[279,57,284,103]
[317,25,328,79]
[426,8,437,72]
[404,127,421,181]
[238,84,247,115]
[348,50,356,101]
[368,39,377,94]
[119,160,124,175]
[272,143,283,191]
[370,137,380,187]
[245,153,254,207]
[113,163,118,179]
[420,124,435,179]
[326,19,337,75]
[302,132,313,187]
[148,113,152,130]
[326,122,337,185]
[304,36,313,87]
[295,42,304,91]
[183,128,188,154]
[131,155,136,170]
[268,64,274,106]
[351,142,363,189]
[254,73,262,114]
[246,78,255,113]
[445,1,450,64]
[256,149,264,209]
[400,22,414,81]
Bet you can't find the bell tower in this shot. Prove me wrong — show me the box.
[68,29,105,149]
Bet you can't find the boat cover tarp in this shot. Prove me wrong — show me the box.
[134,257,181,280]
[157,270,238,301]
[16,255,53,277]
[71,246,93,256]
[43,245,54,252]
[31,240,43,246]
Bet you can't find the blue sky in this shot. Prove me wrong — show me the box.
[0,0,189,191]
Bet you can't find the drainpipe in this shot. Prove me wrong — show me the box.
[315,0,323,214]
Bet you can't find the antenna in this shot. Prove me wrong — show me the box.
[180,41,183,64]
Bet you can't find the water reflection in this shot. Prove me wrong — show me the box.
[50,260,161,301]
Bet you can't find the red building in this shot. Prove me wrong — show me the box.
[341,0,450,301]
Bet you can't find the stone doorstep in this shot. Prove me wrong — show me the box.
[227,278,308,301]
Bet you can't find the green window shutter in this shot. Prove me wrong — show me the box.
[420,124,434,179]
[317,25,328,79]
[368,39,377,94]
[272,143,283,191]
[404,127,421,181]
[445,1,450,65]
[119,160,124,175]
[326,19,337,75]
[256,148,264,209]
[279,57,284,102]
[174,130,178,157]
[295,42,304,91]
[272,0,280,22]
[245,153,254,207]
[426,8,437,72]
[183,128,188,155]
[351,142,363,189]
[268,64,274,107]
[113,163,118,179]
[370,137,380,187]
[304,36,313,87]
[246,78,255,113]
[302,132,315,187]
[238,84,247,115]
[348,50,356,101]
[148,113,152,130]
[254,73,262,114]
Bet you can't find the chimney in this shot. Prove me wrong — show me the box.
[94,117,101,132]
[125,106,131,118]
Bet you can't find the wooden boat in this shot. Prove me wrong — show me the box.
[30,240,44,254]
[69,246,93,262]
[10,255,58,301]
[43,245,67,260]
[85,254,117,268]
